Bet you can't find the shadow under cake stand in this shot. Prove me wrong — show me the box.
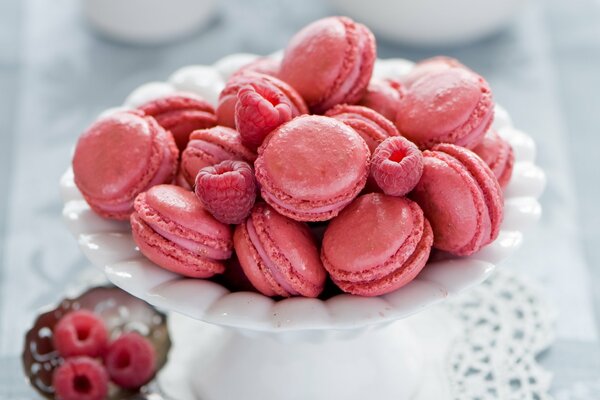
[60,55,545,400]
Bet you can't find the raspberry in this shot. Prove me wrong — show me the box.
[195,160,257,224]
[53,310,108,358]
[235,82,294,150]
[53,357,108,400]
[104,332,156,390]
[370,136,424,196]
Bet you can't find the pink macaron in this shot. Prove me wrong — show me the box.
[321,193,433,297]
[401,56,468,88]
[72,110,178,220]
[325,104,400,152]
[234,203,326,297]
[358,78,404,122]
[410,143,504,256]
[138,94,217,151]
[216,73,307,129]
[178,126,256,188]
[279,16,376,114]
[130,184,232,278]
[232,57,280,79]
[255,115,370,222]
[473,130,515,189]
[395,67,494,150]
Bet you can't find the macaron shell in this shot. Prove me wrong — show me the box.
[473,130,514,188]
[255,116,369,220]
[139,94,217,151]
[434,143,503,245]
[142,185,232,246]
[358,78,404,122]
[279,17,376,113]
[234,204,326,298]
[131,213,225,278]
[326,104,400,152]
[321,194,433,296]
[333,220,433,297]
[395,68,493,150]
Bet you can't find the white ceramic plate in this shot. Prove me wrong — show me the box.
[61,54,545,332]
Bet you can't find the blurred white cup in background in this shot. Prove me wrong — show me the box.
[84,0,217,45]
[328,0,526,47]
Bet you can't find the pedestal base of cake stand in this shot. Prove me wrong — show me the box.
[158,306,459,400]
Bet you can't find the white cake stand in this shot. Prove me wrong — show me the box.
[60,54,546,400]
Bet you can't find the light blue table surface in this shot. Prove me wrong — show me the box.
[1,0,599,398]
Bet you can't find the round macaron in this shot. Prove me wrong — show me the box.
[325,104,400,152]
[410,143,504,256]
[254,115,370,222]
[72,110,178,220]
[178,126,256,188]
[232,57,280,79]
[279,16,376,113]
[401,56,467,88]
[138,94,217,151]
[395,67,494,150]
[130,184,232,278]
[234,203,327,297]
[358,78,404,122]
[472,130,515,189]
[216,73,307,129]
[321,193,433,297]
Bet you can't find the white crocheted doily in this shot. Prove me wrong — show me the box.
[444,267,556,399]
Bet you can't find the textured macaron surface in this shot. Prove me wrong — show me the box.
[395,68,493,150]
[411,144,502,256]
[234,203,326,297]
[256,115,369,204]
[279,16,375,113]
[73,111,158,200]
[321,193,433,296]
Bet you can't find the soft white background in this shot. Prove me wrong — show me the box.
[0,0,599,397]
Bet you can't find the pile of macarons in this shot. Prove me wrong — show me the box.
[50,310,156,400]
[72,16,514,298]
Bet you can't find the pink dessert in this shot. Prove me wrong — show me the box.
[358,78,404,122]
[178,126,256,188]
[410,144,504,256]
[216,73,307,129]
[255,115,370,222]
[325,104,400,152]
[195,160,257,224]
[72,110,178,220]
[473,130,515,189]
[370,136,424,196]
[52,357,108,400]
[321,193,433,296]
[234,203,327,297]
[395,67,494,150]
[401,56,468,88]
[130,184,232,278]
[53,310,108,358]
[104,332,156,390]
[138,94,217,151]
[279,16,376,113]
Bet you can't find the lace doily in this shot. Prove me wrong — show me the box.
[444,267,557,400]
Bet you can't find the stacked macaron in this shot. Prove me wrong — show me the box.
[72,16,514,298]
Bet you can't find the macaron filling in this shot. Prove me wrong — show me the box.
[261,190,354,216]
[148,222,232,260]
[245,217,299,296]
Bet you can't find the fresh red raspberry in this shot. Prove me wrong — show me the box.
[195,160,257,224]
[370,136,424,196]
[52,357,109,400]
[235,82,294,150]
[53,310,108,358]
[104,332,156,390]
